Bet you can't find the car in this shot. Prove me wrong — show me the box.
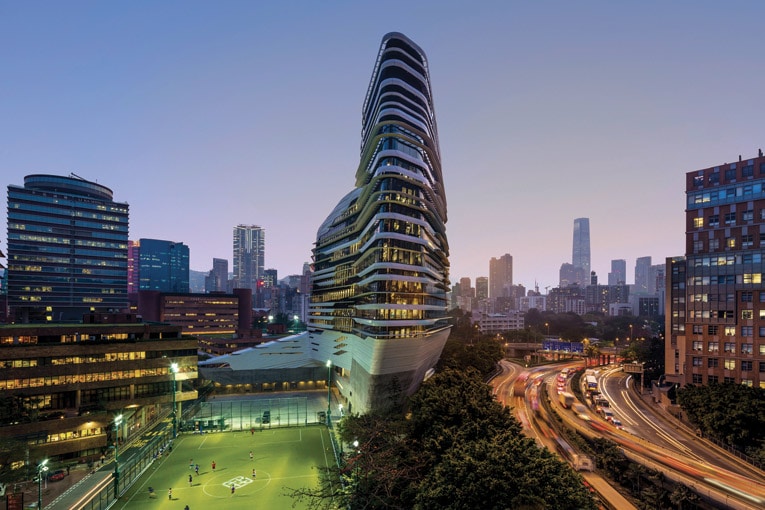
[612,418,623,429]
[261,411,270,424]
[49,469,66,482]
[603,410,614,422]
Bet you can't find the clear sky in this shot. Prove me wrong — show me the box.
[2,1,764,291]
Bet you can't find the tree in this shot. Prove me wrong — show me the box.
[288,368,597,510]
[669,484,700,510]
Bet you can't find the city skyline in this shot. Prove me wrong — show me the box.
[2,2,764,290]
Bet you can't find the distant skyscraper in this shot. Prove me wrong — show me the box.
[128,240,140,294]
[572,218,591,285]
[475,277,489,300]
[489,254,513,299]
[136,239,190,293]
[634,256,652,294]
[6,174,129,321]
[233,225,265,292]
[205,258,229,293]
[608,259,627,286]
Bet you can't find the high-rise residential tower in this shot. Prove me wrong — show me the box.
[233,225,265,291]
[572,218,591,285]
[634,256,652,294]
[489,254,513,299]
[198,33,449,415]
[6,174,129,322]
[135,238,190,293]
[608,259,627,286]
[666,150,765,388]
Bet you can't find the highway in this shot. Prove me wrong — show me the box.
[492,360,765,509]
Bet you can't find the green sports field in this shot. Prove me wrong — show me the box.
[112,426,336,510]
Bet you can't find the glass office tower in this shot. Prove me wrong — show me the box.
[6,174,129,322]
[137,238,190,293]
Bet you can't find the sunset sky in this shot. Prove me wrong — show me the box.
[2,1,764,290]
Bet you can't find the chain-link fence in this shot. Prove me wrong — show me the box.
[182,397,314,432]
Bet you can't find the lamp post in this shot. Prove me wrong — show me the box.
[629,324,634,344]
[37,459,48,509]
[170,362,179,439]
[326,360,332,426]
[113,414,122,497]
[545,322,549,336]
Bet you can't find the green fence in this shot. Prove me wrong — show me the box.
[184,397,312,432]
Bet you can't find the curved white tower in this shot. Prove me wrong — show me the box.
[309,32,450,413]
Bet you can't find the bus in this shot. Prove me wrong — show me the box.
[585,375,597,392]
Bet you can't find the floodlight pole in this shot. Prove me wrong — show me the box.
[326,360,332,426]
[37,459,48,509]
[113,414,123,497]
[171,362,179,438]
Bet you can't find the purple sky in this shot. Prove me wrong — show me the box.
[2,1,764,291]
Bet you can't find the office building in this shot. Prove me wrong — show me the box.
[572,218,591,285]
[475,277,489,300]
[134,238,190,293]
[634,256,652,294]
[233,225,265,294]
[204,258,229,293]
[128,240,139,294]
[138,288,253,337]
[608,259,627,286]
[6,174,129,322]
[201,33,450,414]
[489,254,513,299]
[0,317,197,462]
[666,150,765,388]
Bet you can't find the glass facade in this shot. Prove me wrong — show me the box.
[137,238,190,293]
[6,174,129,321]
[310,32,450,341]
[676,155,765,387]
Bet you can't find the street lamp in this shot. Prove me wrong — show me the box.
[629,324,634,344]
[37,459,48,509]
[545,322,549,336]
[326,360,332,426]
[113,414,122,497]
[170,362,179,438]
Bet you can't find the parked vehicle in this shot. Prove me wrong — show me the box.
[49,469,66,482]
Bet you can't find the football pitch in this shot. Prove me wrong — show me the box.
[112,426,336,510]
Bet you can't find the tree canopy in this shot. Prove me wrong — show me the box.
[297,368,598,510]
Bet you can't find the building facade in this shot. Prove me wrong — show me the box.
[6,174,129,322]
[200,34,450,415]
[134,238,190,293]
[666,151,765,388]
[608,259,627,286]
[205,257,229,293]
[0,318,197,462]
[489,254,513,299]
[232,225,265,293]
[572,217,591,285]
[137,288,253,337]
